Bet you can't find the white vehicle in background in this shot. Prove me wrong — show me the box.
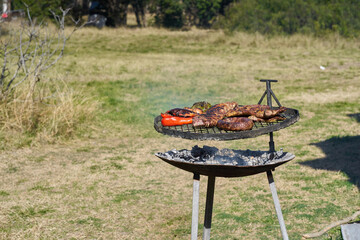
[1,0,24,22]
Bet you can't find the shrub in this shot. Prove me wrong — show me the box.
[153,0,184,28]
[184,0,222,27]
[12,0,63,20]
[216,0,360,37]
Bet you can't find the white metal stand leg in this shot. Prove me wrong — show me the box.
[191,173,200,240]
[267,170,289,240]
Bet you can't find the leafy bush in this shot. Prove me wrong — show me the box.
[184,0,222,27]
[152,0,223,28]
[153,0,184,28]
[12,0,64,20]
[216,0,360,37]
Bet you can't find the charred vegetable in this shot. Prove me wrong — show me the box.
[191,101,212,112]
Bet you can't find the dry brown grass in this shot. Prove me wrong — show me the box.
[0,19,97,148]
[0,80,97,148]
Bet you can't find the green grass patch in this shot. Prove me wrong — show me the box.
[113,189,154,204]
[10,206,55,219]
[0,190,10,197]
[71,216,103,229]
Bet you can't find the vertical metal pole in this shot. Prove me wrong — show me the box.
[203,176,216,240]
[269,132,275,153]
[267,170,289,240]
[191,173,200,240]
[265,80,276,153]
[266,80,273,108]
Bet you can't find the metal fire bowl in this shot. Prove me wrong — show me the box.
[155,152,295,178]
[154,108,299,141]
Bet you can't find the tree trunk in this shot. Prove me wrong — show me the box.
[139,1,146,27]
[132,0,146,27]
[100,0,129,27]
[2,0,11,13]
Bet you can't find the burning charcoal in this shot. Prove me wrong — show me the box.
[235,157,248,166]
[203,146,219,155]
[213,156,227,165]
[191,145,206,158]
[156,146,292,167]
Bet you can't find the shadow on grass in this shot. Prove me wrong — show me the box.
[301,135,360,189]
[347,113,360,123]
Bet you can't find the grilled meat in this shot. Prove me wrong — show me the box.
[165,102,287,129]
[184,107,203,114]
[217,117,254,131]
[226,104,286,119]
[193,114,219,127]
[167,108,198,118]
[248,115,265,122]
[206,102,238,116]
[264,116,286,122]
[225,104,267,117]
[248,115,286,122]
[192,102,238,127]
[260,107,287,119]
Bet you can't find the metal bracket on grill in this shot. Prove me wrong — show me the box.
[258,79,282,108]
[258,79,281,153]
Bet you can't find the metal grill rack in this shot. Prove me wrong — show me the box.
[154,107,298,140]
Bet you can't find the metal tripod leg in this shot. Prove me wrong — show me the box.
[191,173,200,240]
[267,170,289,240]
[203,176,216,240]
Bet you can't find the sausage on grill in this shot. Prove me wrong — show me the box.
[217,117,254,131]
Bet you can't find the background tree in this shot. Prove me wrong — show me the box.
[183,0,198,26]
[131,0,148,27]
[216,0,360,37]
[152,0,183,28]
[194,0,221,27]
[67,0,90,23]
[97,0,129,27]
[12,0,64,19]
[218,0,233,15]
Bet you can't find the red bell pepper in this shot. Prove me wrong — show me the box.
[161,113,173,118]
[161,116,193,126]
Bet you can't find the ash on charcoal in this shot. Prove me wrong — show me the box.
[156,145,288,166]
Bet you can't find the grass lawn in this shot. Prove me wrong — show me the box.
[0,27,359,239]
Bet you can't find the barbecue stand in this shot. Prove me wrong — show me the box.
[154,80,299,240]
